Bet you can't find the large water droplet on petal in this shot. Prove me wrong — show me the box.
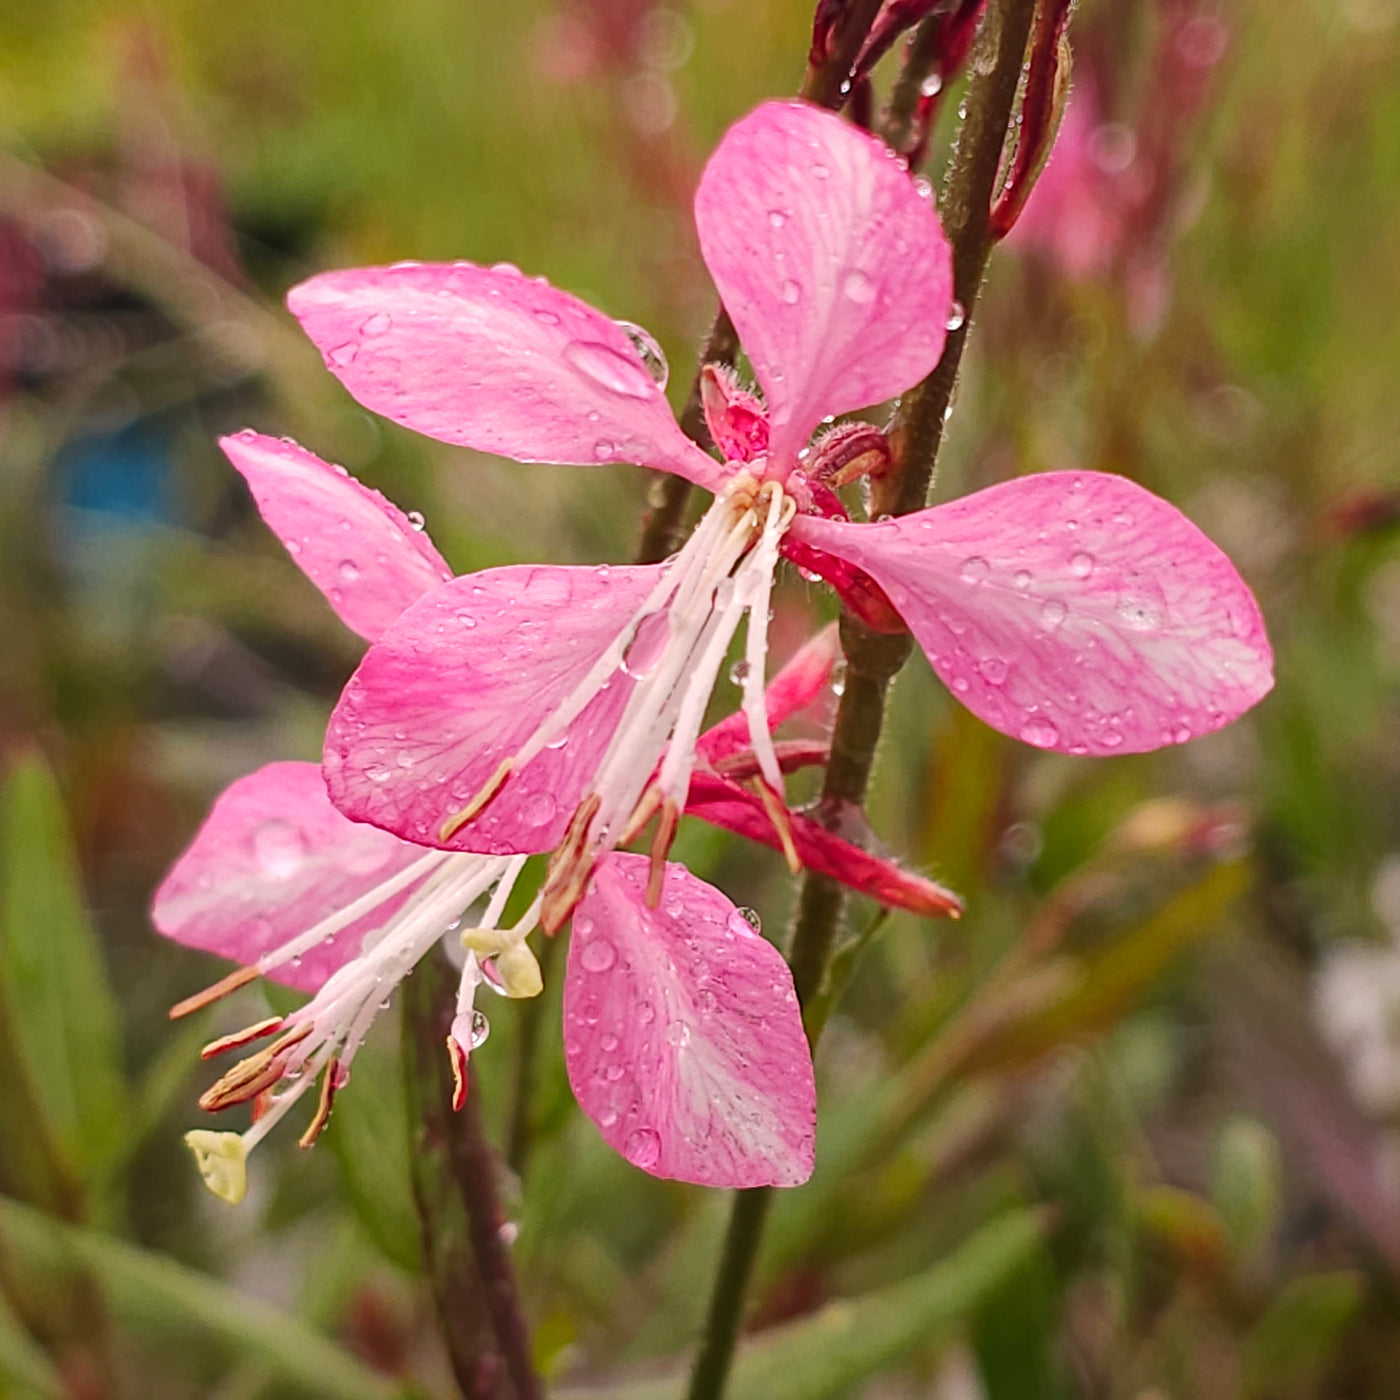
[563,340,656,399]
[623,612,670,678]
[1020,717,1060,748]
[945,300,966,331]
[615,320,670,390]
[1040,599,1068,630]
[519,792,557,827]
[580,938,617,973]
[1069,551,1095,579]
[470,1008,491,1048]
[978,655,1009,685]
[959,556,990,583]
[842,269,875,304]
[624,1126,661,1169]
[780,279,802,305]
[728,907,762,937]
[360,311,392,337]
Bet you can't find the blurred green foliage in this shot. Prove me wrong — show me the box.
[2,0,1400,1396]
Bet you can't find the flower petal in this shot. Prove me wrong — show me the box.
[152,763,426,994]
[220,431,452,643]
[685,774,963,919]
[324,563,660,853]
[564,853,815,1188]
[790,471,1273,754]
[694,101,952,469]
[696,623,840,765]
[287,263,724,490]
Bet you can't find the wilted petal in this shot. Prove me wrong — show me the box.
[790,471,1273,754]
[697,623,840,765]
[686,774,962,919]
[151,763,426,994]
[694,101,952,469]
[325,563,659,853]
[287,264,724,490]
[220,431,452,643]
[564,854,815,1188]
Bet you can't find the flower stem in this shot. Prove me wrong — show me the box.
[683,6,1039,1399]
[403,953,541,1400]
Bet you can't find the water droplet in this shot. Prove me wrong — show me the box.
[624,1127,661,1169]
[810,162,831,179]
[695,988,717,1013]
[623,612,670,678]
[920,71,943,97]
[580,938,617,973]
[360,311,392,337]
[638,1001,655,1025]
[959,556,990,583]
[1102,729,1124,748]
[945,300,966,331]
[601,1033,619,1052]
[830,659,848,696]
[1040,599,1068,630]
[406,510,426,531]
[1020,717,1060,748]
[534,308,560,325]
[455,610,476,627]
[563,339,655,399]
[470,1009,491,1048]
[842,269,875,304]
[767,208,787,228]
[665,1019,691,1047]
[328,342,357,367]
[519,792,557,827]
[780,279,802,305]
[1173,723,1192,743]
[615,320,669,390]
[913,175,933,201]
[728,907,762,937]
[729,659,751,686]
[978,656,1008,685]
[1069,551,1095,579]
[252,819,305,879]
[337,559,360,583]
[1014,570,1032,590]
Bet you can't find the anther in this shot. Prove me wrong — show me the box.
[169,965,259,1020]
[200,1017,283,1060]
[540,793,601,934]
[617,785,662,848]
[439,758,514,842]
[754,778,803,875]
[198,1022,313,1112]
[446,1034,469,1111]
[647,799,681,907]
[297,1056,340,1149]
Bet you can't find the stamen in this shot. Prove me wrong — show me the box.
[198,1022,313,1112]
[541,794,601,934]
[713,739,831,781]
[754,777,803,875]
[169,965,259,1021]
[647,798,681,907]
[439,757,514,841]
[297,1055,340,1149]
[201,1017,282,1061]
[446,1034,469,1111]
[617,785,662,847]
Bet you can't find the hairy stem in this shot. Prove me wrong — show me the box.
[403,954,541,1400]
[684,5,1039,1399]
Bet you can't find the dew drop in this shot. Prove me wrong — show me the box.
[1040,599,1068,630]
[563,339,655,399]
[252,819,305,879]
[959,555,990,583]
[593,439,616,460]
[665,1020,691,1048]
[767,208,787,228]
[810,162,831,179]
[1069,551,1095,579]
[1020,717,1060,748]
[623,612,670,678]
[978,655,1008,685]
[842,269,875,304]
[945,300,966,331]
[615,319,670,390]
[696,988,718,1014]
[729,659,751,686]
[337,559,361,583]
[1014,570,1032,590]
[519,792,557,827]
[728,907,762,937]
[780,279,802,305]
[580,938,617,973]
[1102,729,1124,749]
[1173,723,1192,744]
[920,71,943,97]
[328,342,357,367]
[470,1009,491,1049]
[406,510,426,531]
[624,1127,661,1169]
[360,311,392,337]
[638,1001,655,1025]
[534,308,560,325]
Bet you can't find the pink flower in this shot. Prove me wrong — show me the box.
[157,430,958,1198]
[284,100,1270,925]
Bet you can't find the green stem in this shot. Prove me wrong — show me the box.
[403,954,540,1400]
[683,6,1039,1399]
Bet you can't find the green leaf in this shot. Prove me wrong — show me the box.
[1243,1271,1363,1399]
[558,1209,1043,1400]
[0,1194,401,1400]
[0,753,129,1196]
[0,1286,62,1399]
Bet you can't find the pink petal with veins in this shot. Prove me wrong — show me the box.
[790,471,1273,755]
[694,101,953,470]
[564,854,815,1188]
[152,763,425,994]
[220,432,452,643]
[287,263,724,491]
[324,563,659,853]
[686,774,963,919]
[697,623,840,766]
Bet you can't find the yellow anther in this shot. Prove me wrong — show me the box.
[460,927,508,957]
[496,943,543,999]
[184,1130,249,1205]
